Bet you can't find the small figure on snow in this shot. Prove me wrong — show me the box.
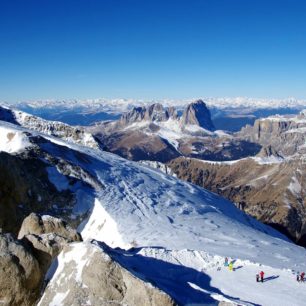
[301,272,305,282]
[224,257,229,267]
[259,271,264,282]
[229,262,233,271]
[297,272,300,282]
[256,274,260,282]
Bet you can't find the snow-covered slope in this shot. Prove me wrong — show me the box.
[2,119,306,305]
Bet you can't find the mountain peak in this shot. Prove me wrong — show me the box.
[180,99,215,131]
[119,103,178,126]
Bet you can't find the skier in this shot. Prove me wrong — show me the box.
[301,272,305,282]
[297,272,300,282]
[259,271,264,282]
[256,274,259,282]
[224,257,229,267]
[229,262,233,271]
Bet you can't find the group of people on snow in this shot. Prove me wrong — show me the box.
[224,257,234,271]
[297,272,305,282]
[224,257,306,284]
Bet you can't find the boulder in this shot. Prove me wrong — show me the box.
[0,233,42,306]
[18,213,82,273]
[18,213,82,242]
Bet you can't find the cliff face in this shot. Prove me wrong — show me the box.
[119,103,178,126]
[180,100,215,131]
[0,151,72,234]
[0,137,103,235]
[238,113,306,157]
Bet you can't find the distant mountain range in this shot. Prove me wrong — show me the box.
[7,96,306,131]
[89,100,261,162]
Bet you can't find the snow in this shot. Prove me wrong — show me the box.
[80,198,127,248]
[252,156,284,165]
[3,119,306,305]
[184,123,213,135]
[123,118,214,151]
[39,242,94,306]
[198,157,249,165]
[288,176,302,195]
[190,150,284,167]
[0,123,32,153]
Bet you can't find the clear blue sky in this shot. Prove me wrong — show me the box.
[1,0,306,102]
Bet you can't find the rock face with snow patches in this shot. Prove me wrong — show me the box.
[38,241,176,306]
[0,105,100,149]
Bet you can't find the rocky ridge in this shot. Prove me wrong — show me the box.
[180,99,215,130]
[0,105,100,149]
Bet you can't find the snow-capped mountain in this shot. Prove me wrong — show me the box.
[1,109,306,305]
[6,97,306,130]
[11,96,306,112]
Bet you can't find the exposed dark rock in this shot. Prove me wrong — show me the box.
[180,100,215,131]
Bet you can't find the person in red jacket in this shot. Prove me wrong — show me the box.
[259,271,264,282]
[301,272,305,282]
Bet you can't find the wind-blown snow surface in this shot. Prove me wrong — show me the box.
[2,120,306,305]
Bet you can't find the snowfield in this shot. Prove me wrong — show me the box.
[1,119,306,305]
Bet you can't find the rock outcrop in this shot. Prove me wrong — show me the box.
[0,213,83,306]
[19,213,82,274]
[180,100,215,131]
[238,111,306,157]
[0,151,77,235]
[18,213,82,241]
[0,105,100,149]
[119,103,178,126]
[0,233,42,306]
[39,241,177,306]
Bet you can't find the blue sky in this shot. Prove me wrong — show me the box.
[0,0,306,102]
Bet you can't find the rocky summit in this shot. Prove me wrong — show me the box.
[180,99,215,130]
